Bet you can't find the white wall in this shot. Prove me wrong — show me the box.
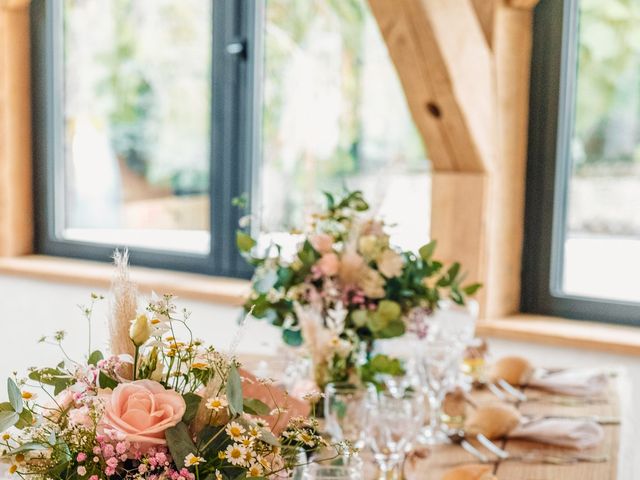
[1,274,638,476]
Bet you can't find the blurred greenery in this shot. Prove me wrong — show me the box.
[575,0,640,170]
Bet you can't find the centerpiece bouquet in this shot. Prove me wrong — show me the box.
[238,190,480,389]
[0,252,344,480]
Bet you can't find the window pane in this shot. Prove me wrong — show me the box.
[261,0,430,252]
[563,0,640,302]
[61,0,212,254]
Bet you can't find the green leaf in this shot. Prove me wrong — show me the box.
[15,409,33,429]
[236,231,256,253]
[377,300,401,321]
[182,393,202,424]
[447,263,461,283]
[48,461,70,478]
[351,309,369,327]
[463,283,482,295]
[243,398,271,416]
[87,350,104,366]
[165,422,197,470]
[367,312,388,333]
[418,240,437,261]
[8,442,48,455]
[282,328,303,347]
[98,372,118,390]
[298,240,320,267]
[7,379,23,414]
[227,364,243,416]
[0,411,19,432]
[377,319,406,339]
[368,355,405,376]
[323,191,335,210]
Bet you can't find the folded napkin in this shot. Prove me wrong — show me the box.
[441,464,497,480]
[527,368,608,397]
[509,417,604,449]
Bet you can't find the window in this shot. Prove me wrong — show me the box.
[32,0,428,277]
[523,0,640,324]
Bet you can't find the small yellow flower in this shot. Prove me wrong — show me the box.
[225,421,245,440]
[2,433,10,440]
[184,453,205,467]
[217,451,226,460]
[150,318,162,325]
[14,454,25,464]
[240,436,253,448]
[248,426,261,439]
[8,464,17,474]
[205,396,228,412]
[190,362,208,371]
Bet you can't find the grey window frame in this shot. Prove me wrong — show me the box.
[521,0,640,325]
[31,0,261,278]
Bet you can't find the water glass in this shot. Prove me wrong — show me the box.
[301,455,363,480]
[368,393,416,479]
[324,382,377,449]
[418,340,463,444]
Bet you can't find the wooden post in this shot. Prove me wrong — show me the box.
[0,0,33,256]
[369,0,539,317]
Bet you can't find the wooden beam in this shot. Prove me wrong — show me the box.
[470,0,498,49]
[0,0,33,256]
[370,0,539,317]
[368,0,495,172]
[482,4,536,317]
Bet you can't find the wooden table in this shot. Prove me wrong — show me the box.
[403,378,621,479]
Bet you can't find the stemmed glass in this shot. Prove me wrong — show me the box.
[324,382,377,450]
[417,340,464,444]
[368,392,418,480]
[301,455,364,480]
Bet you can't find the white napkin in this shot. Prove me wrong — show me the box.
[528,368,608,397]
[509,418,604,449]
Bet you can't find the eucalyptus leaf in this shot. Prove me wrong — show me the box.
[165,422,197,470]
[182,392,202,424]
[243,398,271,416]
[0,411,19,432]
[282,328,303,347]
[7,378,23,413]
[8,442,48,455]
[463,283,482,295]
[227,364,243,416]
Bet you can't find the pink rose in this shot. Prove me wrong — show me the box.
[100,380,185,449]
[316,253,340,277]
[310,233,334,254]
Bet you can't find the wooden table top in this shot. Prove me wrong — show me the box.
[403,377,621,480]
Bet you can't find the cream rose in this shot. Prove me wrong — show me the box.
[359,268,386,298]
[316,253,340,276]
[100,380,185,449]
[377,249,404,278]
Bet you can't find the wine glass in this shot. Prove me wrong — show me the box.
[417,340,463,444]
[368,393,416,479]
[302,455,364,480]
[324,382,377,450]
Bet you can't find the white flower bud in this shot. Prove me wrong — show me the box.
[129,314,152,346]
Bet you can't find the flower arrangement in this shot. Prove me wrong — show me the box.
[238,190,481,388]
[0,252,344,480]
